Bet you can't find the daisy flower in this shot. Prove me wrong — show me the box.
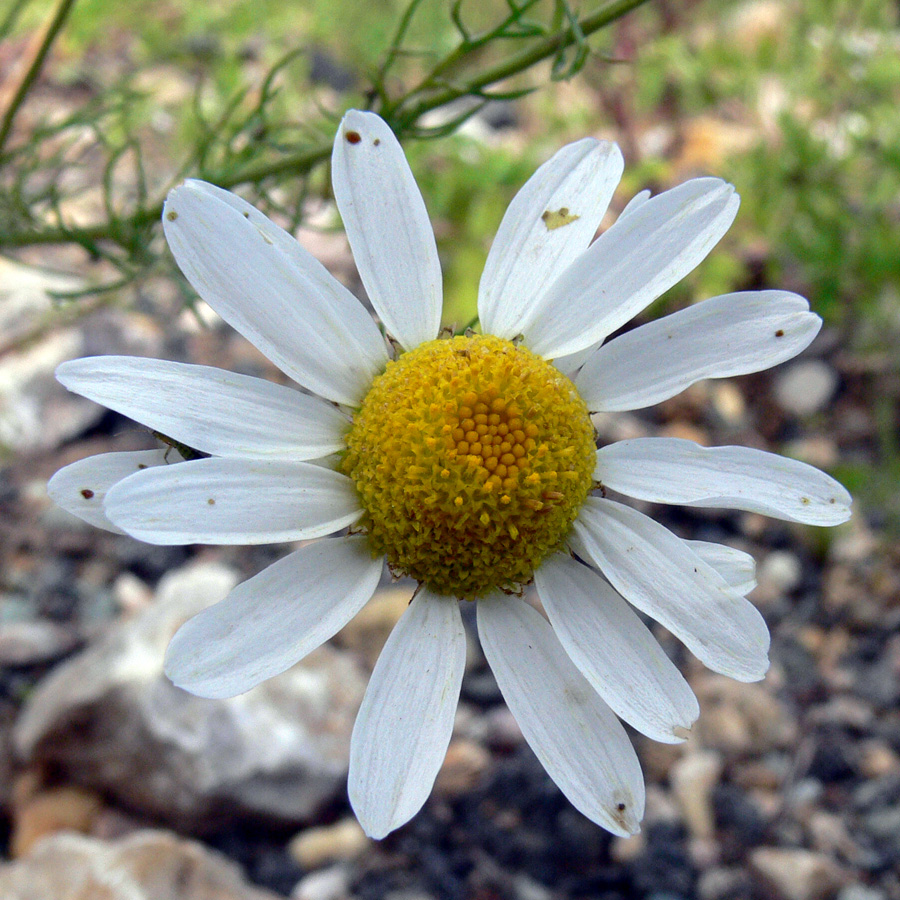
[49,110,851,840]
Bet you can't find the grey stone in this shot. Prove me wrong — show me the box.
[750,847,846,900]
[774,360,839,416]
[698,866,751,900]
[836,886,886,900]
[757,551,803,597]
[0,829,282,900]
[0,259,164,454]
[0,620,79,666]
[292,865,352,900]
[14,562,368,830]
[670,751,723,840]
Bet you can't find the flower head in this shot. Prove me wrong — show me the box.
[50,110,851,839]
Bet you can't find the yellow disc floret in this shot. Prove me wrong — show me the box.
[343,334,596,597]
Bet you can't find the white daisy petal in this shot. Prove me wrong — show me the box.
[552,338,603,378]
[685,540,757,596]
[164,536,383,698]
[349,588,465,839]
[536,554,699,744]
[521,178,740,359]
[478,139,623,339]
[576,291,822,412]
[618,189,651,220]
[163,180,388,406]
[47,449,168,533]
[104,457,361,545]
[477,596,645,836]
[332,110,442,351]
[57,357,348,461]
[594,438,852,525]
[572,498,770,682]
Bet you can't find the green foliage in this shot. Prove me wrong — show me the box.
[612,0,900,326]
[0,0,647,282]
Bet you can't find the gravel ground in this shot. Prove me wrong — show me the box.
[1,279,896,900]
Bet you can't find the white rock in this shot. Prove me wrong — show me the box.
[15,562,368,830]
[774,360,839,416]
[292,864,352,900]
[0,830,281,900]
[289,819,369,869]
[751,847,846,900]
[759,551,803,594]
[670,751,723,840]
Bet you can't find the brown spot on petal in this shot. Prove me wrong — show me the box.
[207,498,216,505]
[775,329,785,337]
[345,130,362,144]
[166,210,178,221]
[541,207,579,230]
[80,489,94,499]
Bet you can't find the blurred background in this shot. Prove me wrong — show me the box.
[0,0,898,898]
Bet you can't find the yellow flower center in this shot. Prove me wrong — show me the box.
[342,334,596,597]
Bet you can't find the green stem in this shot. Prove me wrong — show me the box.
[0,0,31,41]
[1,0,651,250]
[0,0,79,154]
[398,0,651,125]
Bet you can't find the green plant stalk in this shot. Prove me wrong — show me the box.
[1,0,651,250]
[0,0,80,154]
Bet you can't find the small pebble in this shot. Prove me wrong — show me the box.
[837,886,887,900]
[291,864,352,900]
[750,847,846,900]
[698,866,750,900]
[288,819,369,870]
[757,550,803,597]
[670,751,722,840]
[11,785,103,858]
[434,739,491,798]
[774,360,839,416]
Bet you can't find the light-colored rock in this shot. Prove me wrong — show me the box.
[858,739,900,778]
[0,830,282,900]
[0,260,164,455]
[0,258,84,335]
[334,586,410,670]
[434,739,491,799]
[0,329,89,456]
[670,751,723,840]
[750,847,846,900]
[710,381,747,425]
[784,436,840,470]
[288,819,369,869]
[698,866,750,900]
[837,886,887,900]
[808,811,863,862]
[610,831,645,863]
[774,360,839,416]
[112,571,154,614]
[292,864,352,900]
[483,705,523,750]
[10,784,103,858]
[695,675,798,754]
[512,874,553,900]
[14,562,368,830]
[755,551,803,603]
[0,620,79,666]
